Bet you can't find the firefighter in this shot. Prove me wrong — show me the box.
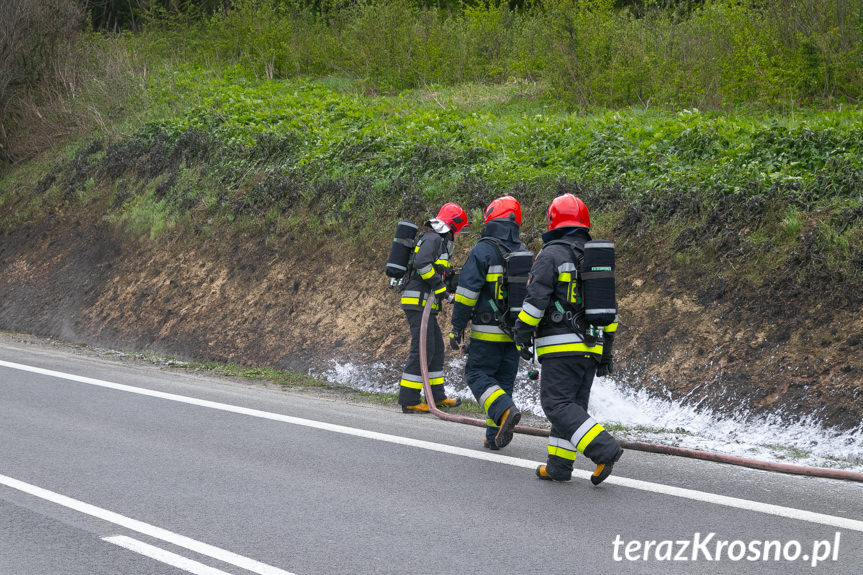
[398,203,468,413]
[448,196,528,450]
[513,193,623,485]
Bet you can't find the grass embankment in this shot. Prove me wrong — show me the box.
[2,72,861,308]
[1,1,862,409]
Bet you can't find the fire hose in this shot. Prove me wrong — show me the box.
[418,296,863,483]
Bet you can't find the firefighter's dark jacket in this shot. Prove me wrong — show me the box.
[451,220,526,342]
[514,226,619,360]
[399,229,453,312]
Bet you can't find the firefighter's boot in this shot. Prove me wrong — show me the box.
[436,397,462,409]
[401,402,430,414]
[535,465,571,482]
[494,407,521,449]
[483,438,499,451]
[590,448,623,486]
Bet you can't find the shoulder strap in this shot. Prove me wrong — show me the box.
[477,236,511,257]
[543,238,585,320]
[544,238,583,269]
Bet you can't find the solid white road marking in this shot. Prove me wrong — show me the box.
[3,358,863,533]
[0,473,294,575]
[104,536,236,575]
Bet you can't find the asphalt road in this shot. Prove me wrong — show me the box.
[2,335,862,575]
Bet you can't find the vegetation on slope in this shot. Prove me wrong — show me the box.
[2,0,861,312]
[1,0,862,428]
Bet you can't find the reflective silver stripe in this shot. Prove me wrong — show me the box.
[487,264,504,274]
[480,385,504,406]
[586,308,616,314]
[401,290,430,300]
[418,264,434,275]
[428,370,444,380]
[571,417,598,446]
[439,253,450,262]
[548,436,578,452]
[456,286,480,299]
[586,240,614,249]
[557,262,576,273]
[521,301,544,319]
[388,263,407,272]
[401,372,423,383]
[511,250,533,257]
[535,333,584,347]
[471,324,507,335]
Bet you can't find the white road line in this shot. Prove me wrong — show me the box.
[3,358,863,533]
[0,473,294,575]
[104,536,236,575]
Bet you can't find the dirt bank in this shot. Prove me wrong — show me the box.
[1,214,861,432]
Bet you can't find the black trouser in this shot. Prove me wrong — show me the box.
[539,355,621,479]
[465,338,520,442]
[398,309,447,406]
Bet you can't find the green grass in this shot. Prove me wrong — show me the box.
[188,362,330,389]
[3,1,862,315]
[763,444,812,461]
[3,73,861,303]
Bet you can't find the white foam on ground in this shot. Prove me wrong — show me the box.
[321,359,863,472]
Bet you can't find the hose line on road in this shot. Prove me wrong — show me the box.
[418,296,863,483]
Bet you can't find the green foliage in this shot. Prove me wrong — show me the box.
[9,73,860,263]
[3,0,862,312]
[782,209,803,237]
[6,0,863,171]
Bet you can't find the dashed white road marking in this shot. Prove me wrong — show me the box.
[0,473,294,575]
[104,535,236,575]
[3,358,863,533]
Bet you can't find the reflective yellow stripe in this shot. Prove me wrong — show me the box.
[548,445,577,461]
[486,418,497,428]
[400,378,423,390]
[454,294,477,306]
[537,343,602,356]
[517,309,541,326]
[483,389,506,412]
[558,272,572,282]
[470,331,512,343]
[400,296,439,310]
[420,268,436,280]
[435,259,451,268]
[576,423,604,453]
[429,377,444,386]
[485,273,502,282]
[605,322,618,333]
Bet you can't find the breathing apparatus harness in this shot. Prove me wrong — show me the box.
[475,236,533,340]
[543,237,616,346]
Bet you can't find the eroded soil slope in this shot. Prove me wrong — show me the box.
[1,215,861,431]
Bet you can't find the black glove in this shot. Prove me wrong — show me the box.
[445,271,459,293]
[596,356,613,377]
[514,334,534,361]
[513,320,535,361]
[434,289,450,305]
[449,327,464,350]
[596,332,614,377]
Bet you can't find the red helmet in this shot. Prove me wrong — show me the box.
[435,202,469,236]
[546,193,590,231]
[483,196,522,226]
